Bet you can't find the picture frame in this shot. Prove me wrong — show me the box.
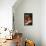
[24,13,33,26]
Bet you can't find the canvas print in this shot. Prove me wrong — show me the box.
[24,13,33,25]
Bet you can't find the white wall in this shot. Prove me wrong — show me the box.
[41,0,46,46]
[13,0,41,46]
[0,0,16,30]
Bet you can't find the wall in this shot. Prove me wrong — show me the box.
[0,0,16,30]
[41,0,46,46]
[13,0,41,46]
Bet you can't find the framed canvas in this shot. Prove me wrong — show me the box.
[24,13,33,26]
